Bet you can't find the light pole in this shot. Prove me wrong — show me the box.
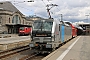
[60,14,63,21]
[85,14,89,23]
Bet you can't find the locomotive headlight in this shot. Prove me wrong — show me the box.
[46,44,52,48]
[29,43,34,47]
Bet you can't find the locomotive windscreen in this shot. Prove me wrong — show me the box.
[32,19,53,37]
[33,20,53,31]
[19,27,24,30]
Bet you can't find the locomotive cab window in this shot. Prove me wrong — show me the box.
[33,20,53,31]
[19,27,24,30]
[43,21,53,31]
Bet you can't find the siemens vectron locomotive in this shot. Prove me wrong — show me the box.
[29,19,72,53]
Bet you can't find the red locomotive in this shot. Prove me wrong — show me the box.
[18,27,32,36]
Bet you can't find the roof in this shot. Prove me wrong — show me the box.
[0,1,20,13]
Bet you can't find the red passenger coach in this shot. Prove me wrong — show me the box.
[18,27,31,36]
[70,24,77,38]
[65,21,77,38]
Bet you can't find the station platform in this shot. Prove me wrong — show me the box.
[42,36,90,60]
[0,34,18,38]
[0,36,31,51]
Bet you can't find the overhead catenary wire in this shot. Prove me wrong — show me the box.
[48,1,63,19]
[38,0,58,19]
[11,1,34,13]
[13,4,32,11]
[12,1,39,16]
[45,1,60,16]
[11,0,34,3]
[13,4,41,16]
[41,0,47,6]
[12,0,57,18]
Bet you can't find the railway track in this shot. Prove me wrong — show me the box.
[19,38,73,60]
[0,38,73,60]
[0,45,30,60]
[19,52,48,60]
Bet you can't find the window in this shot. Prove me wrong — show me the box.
[23,20,24,24]
[12,15,21,24]
[9,18,10,23]
[19,27,24,30]
[33,20,53,31]
[0,16,2,24]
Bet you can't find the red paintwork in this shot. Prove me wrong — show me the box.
[70,24,77,38]
[19,27,32,35]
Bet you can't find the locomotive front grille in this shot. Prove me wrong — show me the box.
[32,37,52,43]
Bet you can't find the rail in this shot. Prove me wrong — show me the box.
[0,45,30,59]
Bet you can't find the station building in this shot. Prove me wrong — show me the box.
[0,1,33,34]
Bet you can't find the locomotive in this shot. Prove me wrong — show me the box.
[29,19,72,53]
[18,27,32,36]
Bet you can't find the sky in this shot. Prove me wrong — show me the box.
[0,0,90,23]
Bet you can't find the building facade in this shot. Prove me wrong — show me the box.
[0,1,32,34]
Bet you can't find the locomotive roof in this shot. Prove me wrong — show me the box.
[33,19,54,22]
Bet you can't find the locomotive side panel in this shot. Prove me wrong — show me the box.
[61,25,65,43]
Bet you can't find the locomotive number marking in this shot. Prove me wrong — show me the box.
[36,34,47,36]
